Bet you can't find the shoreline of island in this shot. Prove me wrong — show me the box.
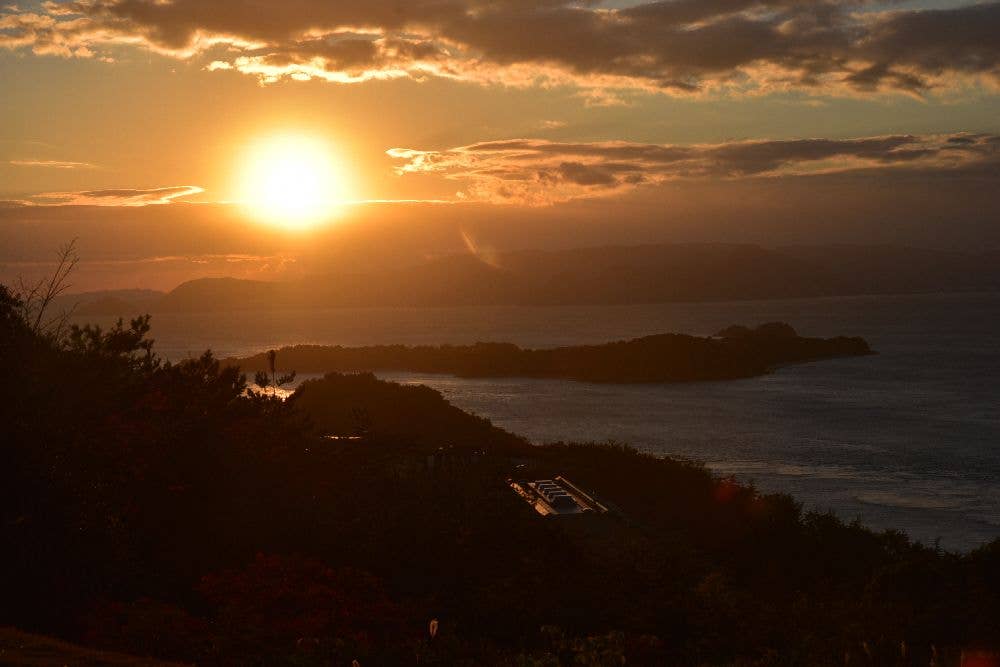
[225,322,873,384]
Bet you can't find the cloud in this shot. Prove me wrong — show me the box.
[31,185,204,206]
[388,133,1000,204]
[2,1,999,97]
[8,159,95,169]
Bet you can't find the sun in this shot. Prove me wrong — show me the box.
[236,134,348,228]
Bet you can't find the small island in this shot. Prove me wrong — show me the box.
[229,322,873,383]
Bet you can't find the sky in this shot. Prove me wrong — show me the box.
[1,0,999,290]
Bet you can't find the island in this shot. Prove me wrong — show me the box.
[227,322,873,383]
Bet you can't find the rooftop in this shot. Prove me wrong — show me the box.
[509,475,608,517]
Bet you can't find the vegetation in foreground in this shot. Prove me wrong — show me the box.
[0,627,186,667]
[1,280,998,666]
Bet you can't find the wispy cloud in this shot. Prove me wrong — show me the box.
[1,1,999,98]
[8,159,95,169]
[388,133,1000,204]
[537,120,567,130]
[31,185,204,207]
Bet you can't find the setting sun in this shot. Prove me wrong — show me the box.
[5,0,1000,661]
[236,134,347,228]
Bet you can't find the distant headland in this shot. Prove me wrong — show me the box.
[227,322,873,383]
[56,243,1000,317]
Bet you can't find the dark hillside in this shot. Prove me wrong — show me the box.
[289,371,529,452]
[1,284,997,665]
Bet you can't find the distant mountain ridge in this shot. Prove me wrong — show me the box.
[68,243,1000,315]
[53,288,164,317]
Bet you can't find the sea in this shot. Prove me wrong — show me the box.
[76,291,1000,551]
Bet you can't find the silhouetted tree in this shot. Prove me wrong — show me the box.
[253,348,296,396]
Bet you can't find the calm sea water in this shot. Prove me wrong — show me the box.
[78,292,1000,551]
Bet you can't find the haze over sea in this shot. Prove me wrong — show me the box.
[87,291,1000,551]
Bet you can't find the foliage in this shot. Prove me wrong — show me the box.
[1,280,998,666]
[290,371,529,452]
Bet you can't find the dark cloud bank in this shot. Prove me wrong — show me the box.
[390,132,1000,203]
[3,0,1000,96]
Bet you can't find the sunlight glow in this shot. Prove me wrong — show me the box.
[236,134,348,228]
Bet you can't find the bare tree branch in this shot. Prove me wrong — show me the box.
[15,239,81,340]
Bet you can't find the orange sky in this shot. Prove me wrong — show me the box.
[2,0,999,289]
